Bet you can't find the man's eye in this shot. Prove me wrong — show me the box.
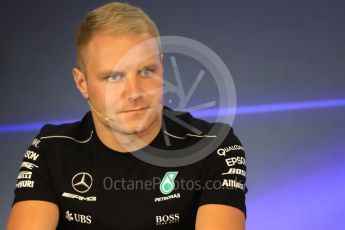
[139,67,153,77]
[108,73,123,82]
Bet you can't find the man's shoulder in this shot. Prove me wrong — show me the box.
[37,112,93,144]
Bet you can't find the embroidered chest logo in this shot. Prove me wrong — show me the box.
[155,171,181,202]
[155,212,180,226]
[159,171,178,195]
[62,172,96,201]
[65,210,92,224]
[72,172,93,193]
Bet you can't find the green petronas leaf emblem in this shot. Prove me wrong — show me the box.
[159,171,178,195]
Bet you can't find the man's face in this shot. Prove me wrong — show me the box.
[78,33,164,135]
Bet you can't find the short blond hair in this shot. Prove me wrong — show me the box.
[76,2,160,71]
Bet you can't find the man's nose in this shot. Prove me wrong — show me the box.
[125,73,143,101]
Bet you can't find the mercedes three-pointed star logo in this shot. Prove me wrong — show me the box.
[71,172,93,193]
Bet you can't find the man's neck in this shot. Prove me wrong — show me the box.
[92,114,162,153]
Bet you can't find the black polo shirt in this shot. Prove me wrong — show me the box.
[13,106,247,229]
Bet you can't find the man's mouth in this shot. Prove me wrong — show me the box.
[121,106,149,113]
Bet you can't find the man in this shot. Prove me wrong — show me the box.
[7,2,247,229]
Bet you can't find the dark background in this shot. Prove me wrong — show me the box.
[1,0,345,229]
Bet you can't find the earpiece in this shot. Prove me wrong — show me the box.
[88,100,111,121]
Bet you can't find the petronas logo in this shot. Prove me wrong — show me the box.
[159,171,178,195]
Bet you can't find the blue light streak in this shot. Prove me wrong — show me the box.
[1,98,345,133]
[193,98,345,118]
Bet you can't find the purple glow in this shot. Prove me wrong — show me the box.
[0,119,78,134]
[1,98,345,133]
[247,152,345,230]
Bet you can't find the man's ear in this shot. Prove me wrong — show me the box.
[73,67,89,100]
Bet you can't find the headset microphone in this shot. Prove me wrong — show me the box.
[88,100,111,121]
